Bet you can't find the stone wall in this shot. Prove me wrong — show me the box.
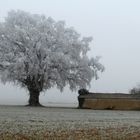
[78,91,140,110]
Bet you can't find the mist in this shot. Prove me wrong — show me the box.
[0,0,140,105]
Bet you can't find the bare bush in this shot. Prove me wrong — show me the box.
[130,85,140,95]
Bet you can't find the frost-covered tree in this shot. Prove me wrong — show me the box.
[0,10,104,106]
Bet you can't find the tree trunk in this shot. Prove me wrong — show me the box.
[28,89,42,106]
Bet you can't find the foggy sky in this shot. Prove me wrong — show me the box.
[0,0,140,105]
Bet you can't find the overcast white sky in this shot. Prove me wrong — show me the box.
[0,0,140,105]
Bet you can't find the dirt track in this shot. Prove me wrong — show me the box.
[0,105,140,139]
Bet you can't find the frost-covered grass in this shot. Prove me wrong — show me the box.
[1,127,140,140]
[0,105,140,139]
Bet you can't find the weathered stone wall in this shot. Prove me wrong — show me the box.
[78,92,140,110]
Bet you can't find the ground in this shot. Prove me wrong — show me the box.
[0,105,140,140]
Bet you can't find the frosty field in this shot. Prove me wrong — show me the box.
[0,105,140,140]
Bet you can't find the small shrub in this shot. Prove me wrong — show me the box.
[78,89,89,95]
